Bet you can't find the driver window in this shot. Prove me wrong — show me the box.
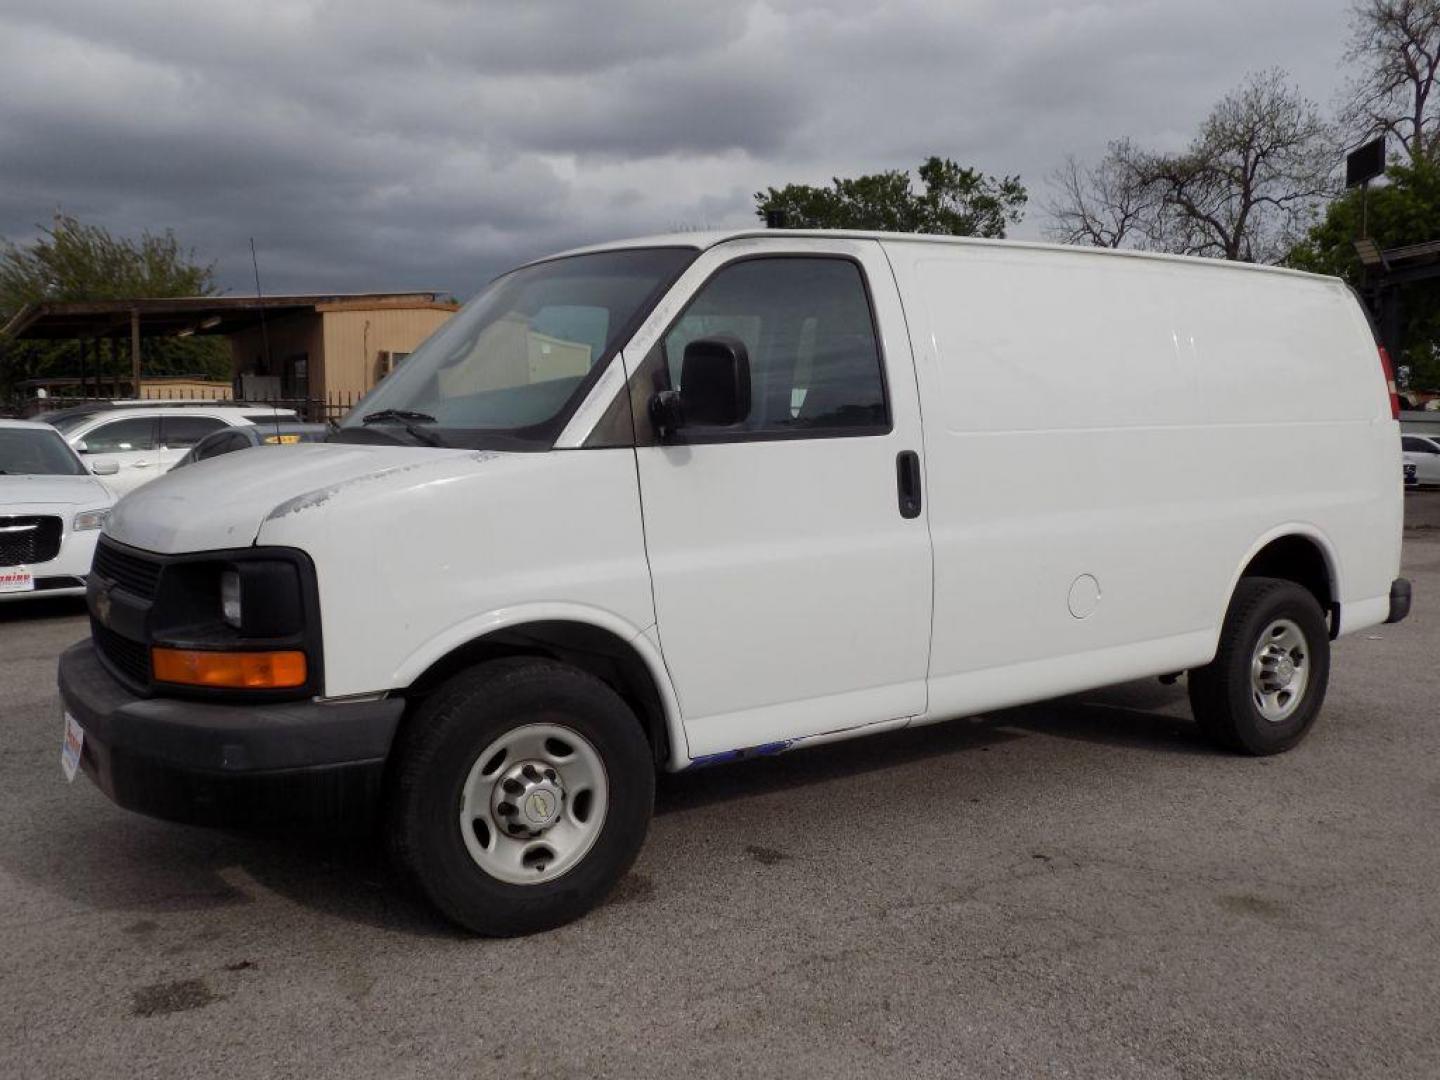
[648,257,888,440]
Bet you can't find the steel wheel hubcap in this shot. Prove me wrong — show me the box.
[459,723,607,885]
[1250,618,1309,723]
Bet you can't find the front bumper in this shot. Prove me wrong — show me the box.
[58,639,404,829]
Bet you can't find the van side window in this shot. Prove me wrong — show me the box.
[654,257,888,439]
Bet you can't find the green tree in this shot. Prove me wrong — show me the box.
[754,157,1027,237]
[0,214,229,397]
[1288,159,1440,387]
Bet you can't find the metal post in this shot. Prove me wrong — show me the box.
[130,309,141,397]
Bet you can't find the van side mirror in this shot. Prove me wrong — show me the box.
[649,335,751,441]
[91,461,119,476]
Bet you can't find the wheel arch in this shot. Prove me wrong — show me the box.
[396,608,689,771]
[1224,526,1342,639]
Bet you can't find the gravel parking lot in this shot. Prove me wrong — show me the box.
[2,497,1438,1080]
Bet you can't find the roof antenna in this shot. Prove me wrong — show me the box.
[249,237,282,441]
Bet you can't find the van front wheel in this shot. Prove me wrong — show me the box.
[1188,577,1331,756]
[387,658,655,935]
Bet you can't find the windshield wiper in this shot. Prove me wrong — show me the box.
[359,408,448,448]
[362,409,438,425]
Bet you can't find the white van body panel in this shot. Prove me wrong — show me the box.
[105,442,473,554]
[620,237,934,758]
[107,439,685,761]
[253,447,657,701]
[880,238,1400,724]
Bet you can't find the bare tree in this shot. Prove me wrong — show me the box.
[1045,72,1333,263]
[1145,71,1335,262]
[1042,140,1156,248]
[1342,0,1440,163]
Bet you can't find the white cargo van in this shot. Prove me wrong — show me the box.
[59,231,1412,935]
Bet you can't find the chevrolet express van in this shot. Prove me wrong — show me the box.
[58,231,1412,935]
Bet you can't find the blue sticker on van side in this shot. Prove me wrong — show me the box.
[688,740,792,769]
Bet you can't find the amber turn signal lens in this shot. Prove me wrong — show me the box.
[152,647,307,689]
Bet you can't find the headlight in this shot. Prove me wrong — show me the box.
[73,508,110,531]
[220,569,242,629]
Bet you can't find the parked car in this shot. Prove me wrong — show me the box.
[53,405,299,496]
[60,230,1411,935]
[169,423,330,470]
[1401,433,1440,485]
[0,420,114,601]
[40,399,295,434]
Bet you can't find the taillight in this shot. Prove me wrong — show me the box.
[1378,346,1401,419]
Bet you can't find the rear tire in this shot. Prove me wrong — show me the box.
[387,657,654,935]
[1188,577,1330,756]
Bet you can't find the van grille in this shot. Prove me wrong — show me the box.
[0,516,62,567]
[91,619,151,687]
[91,538,162,599]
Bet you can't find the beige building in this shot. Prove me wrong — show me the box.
[5,293,459,411]
[227,294,458,401]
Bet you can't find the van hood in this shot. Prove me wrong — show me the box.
[0,473,114,510]
[105,443,503,554]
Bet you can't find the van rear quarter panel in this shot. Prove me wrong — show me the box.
[883,240,1400,718]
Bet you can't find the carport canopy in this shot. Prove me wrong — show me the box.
[2,292,449,396]
[2,292,448,342]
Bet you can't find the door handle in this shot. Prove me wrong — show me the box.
[896,450,922,519]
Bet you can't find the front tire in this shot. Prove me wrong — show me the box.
[1188,577,1331,756]
[387,657,655,935]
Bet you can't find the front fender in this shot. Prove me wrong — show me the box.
[391,603,690,771]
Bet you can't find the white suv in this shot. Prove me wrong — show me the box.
[53,406,299,496]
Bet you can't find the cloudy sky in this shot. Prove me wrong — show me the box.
[0,0,1356,299]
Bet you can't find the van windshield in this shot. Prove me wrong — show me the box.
[336,247,695,450]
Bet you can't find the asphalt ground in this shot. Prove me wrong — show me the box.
[1,494,1438,1079]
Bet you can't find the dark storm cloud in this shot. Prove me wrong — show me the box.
[0,1,1354,299]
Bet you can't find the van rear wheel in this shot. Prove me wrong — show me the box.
[386,657,654,935]
[1188,577,1330,755]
